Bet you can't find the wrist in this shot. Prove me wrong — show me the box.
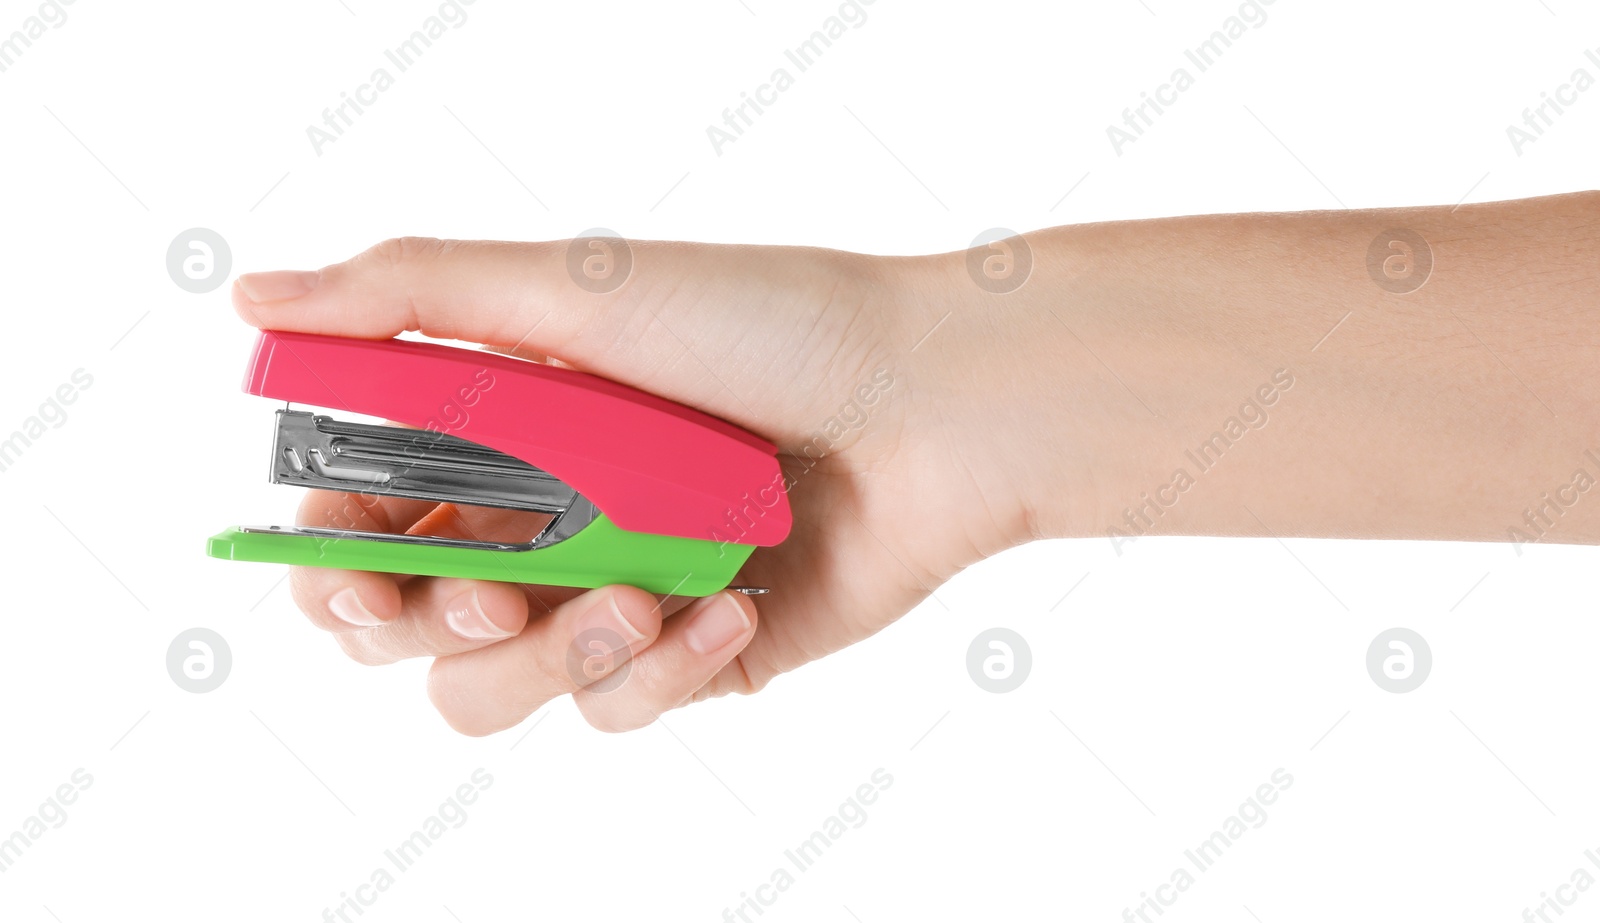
[881,243,1089,563]
[889,228,1203,556]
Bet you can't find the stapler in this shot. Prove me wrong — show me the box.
[206,331,791,597]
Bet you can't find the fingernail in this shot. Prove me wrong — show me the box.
[329,587,385,627]
[576,588,649,655]
[684,594,751,655]
[601,588,646,639]
[235,269,320,303]
[445,590,514,640]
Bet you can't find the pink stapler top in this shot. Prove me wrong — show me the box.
[243,331,792,547]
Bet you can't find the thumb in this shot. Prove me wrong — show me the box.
[231,236,634,360]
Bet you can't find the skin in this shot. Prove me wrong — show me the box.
[232,190,1600,735]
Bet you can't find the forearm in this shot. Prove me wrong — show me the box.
[905,191,1600,552]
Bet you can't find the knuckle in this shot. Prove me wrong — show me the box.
[376,615,427,660]
[426,664,503,737]
[365,236,447,271]
[688,655,766,704]
[334,631,388,666]
[527,649,576,698]
[519,632,585,696]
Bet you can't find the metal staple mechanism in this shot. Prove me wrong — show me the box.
[240,410,767,594]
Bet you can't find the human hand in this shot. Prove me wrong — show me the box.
[231,195,1600,732]
[231,237,1029,734]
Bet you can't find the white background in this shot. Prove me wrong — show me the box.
[2,0,1598,921]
